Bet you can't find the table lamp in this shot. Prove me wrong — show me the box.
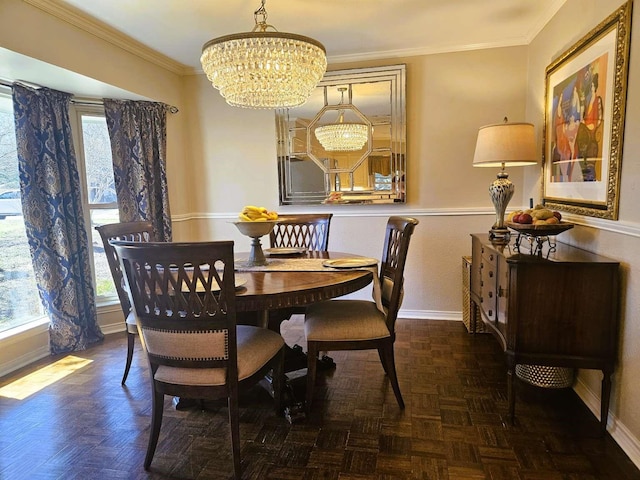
[473,119,537,240]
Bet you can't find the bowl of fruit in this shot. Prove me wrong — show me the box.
[506,206,573,236]
[233,205,279,266]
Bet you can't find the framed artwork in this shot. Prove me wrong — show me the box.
[542,0,632,219]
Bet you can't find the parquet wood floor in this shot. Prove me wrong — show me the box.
[1,318,638,479]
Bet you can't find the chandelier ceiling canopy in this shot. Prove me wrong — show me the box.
[314,87,369,152]
[200,0,327,109]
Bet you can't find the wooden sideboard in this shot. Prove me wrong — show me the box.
[469,233,620,433]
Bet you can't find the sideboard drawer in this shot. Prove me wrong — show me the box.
[480,248,497,322]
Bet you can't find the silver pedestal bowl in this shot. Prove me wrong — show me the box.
[233,221,277,267]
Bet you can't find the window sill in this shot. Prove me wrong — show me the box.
[0,298,121,345]
[0,317,49,345]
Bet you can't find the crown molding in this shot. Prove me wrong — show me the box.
[23,0,189,75]
[327,38,529,64]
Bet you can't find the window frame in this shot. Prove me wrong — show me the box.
[70,105,119,305]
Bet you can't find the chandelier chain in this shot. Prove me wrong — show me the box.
[253,0,277,32]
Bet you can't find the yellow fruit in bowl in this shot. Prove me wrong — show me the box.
[532,208,555,220]
[545,216,559,224]
[238,205,278,222]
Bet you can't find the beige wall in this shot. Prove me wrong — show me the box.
[2,0,640,467]
[526,0,640,462]
[180,49,529,316]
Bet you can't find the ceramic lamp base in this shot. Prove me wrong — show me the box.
[489,227,511,242]
[488,171,514,239]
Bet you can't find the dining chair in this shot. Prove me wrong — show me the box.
[303,216,419,412]
[261,213,335,328]
[113,240,285,478]
[269,213,333,251]
[95,221,155,385]
[266,213,334,354]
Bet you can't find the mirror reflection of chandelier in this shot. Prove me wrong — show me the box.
[200,0,327,109]
[314,88,369,151]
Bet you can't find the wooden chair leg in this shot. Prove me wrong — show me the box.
[601,369,612,437]
[377,348,389,374]
[228,388,241,480]
[380,341,404,409]
[272,348,285,414]
[144,387,164,470]
[305,342,319,413]
[507,369,516,425]
[121,331,135,385]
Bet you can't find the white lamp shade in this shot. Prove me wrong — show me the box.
[473,122,538,167]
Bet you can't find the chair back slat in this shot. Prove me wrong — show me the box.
[379,216,419,330]
[270,214,333,251]
[113,241,237,371]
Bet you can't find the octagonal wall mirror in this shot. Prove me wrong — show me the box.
[276,64,406,205]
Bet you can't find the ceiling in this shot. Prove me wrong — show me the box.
[39,0,566,72]
[1,0,567,99]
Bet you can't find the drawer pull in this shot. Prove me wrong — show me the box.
[488,310,493,317]
[489,271,494,278]
[489,254,494,261]
[488,291,493,298]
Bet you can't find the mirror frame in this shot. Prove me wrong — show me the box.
[276,64,407,205]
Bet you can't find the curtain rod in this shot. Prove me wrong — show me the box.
[0,79,179,114]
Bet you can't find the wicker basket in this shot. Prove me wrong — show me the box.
[462,256,484,333]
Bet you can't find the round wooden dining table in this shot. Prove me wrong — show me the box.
[233,251,374,314]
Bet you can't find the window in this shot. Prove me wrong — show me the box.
[0,92,44,333]
[73,108,119,300]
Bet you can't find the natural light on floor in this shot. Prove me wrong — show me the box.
[0,355,93,400]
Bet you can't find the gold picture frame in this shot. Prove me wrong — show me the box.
[542,0,632,219]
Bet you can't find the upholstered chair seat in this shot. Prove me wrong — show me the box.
[305,300,390,342]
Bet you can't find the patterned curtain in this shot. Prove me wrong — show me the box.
[12,84,104,354]
[103,99,172,241]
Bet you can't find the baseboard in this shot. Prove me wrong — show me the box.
[574,377,640,469]
[99,320,127,336]
[398,309,461,321]
[0,344,50,379]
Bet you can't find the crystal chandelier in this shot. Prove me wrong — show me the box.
[314,88,369,151]
[200,0,327,109]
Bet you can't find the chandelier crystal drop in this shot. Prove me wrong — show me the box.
[200,1,327,109]
[314,113,369,151]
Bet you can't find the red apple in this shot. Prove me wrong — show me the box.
[553,211,562,221]
[519,213,533,224]
[512,213,522,223]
